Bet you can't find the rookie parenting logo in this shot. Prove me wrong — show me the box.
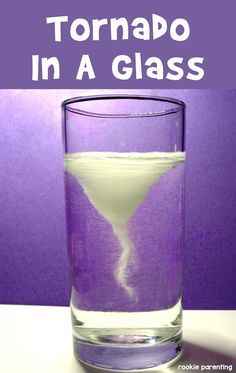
[178,364,233,371]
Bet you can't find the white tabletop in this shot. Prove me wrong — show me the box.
[0,305,235,373]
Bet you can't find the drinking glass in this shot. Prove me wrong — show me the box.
[62,94,185,370]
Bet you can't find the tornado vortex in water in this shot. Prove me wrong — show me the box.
[112,223,137,300]
[64,151,185,300]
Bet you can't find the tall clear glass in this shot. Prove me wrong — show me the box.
[62,94,185,371]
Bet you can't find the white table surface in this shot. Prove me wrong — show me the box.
[0,305,235,373]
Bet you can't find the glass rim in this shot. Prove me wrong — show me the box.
[62,94,185,119]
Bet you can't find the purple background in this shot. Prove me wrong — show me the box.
[0,0,236,88]
[0,89,236,310]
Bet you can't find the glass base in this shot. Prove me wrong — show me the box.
[73,332,182,371]
[71,301,182,370]
[71,301,182,371]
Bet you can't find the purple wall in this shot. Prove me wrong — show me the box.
[0,89,236,309]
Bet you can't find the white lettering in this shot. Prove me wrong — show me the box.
[170,19,190,41]
[110,18,129,40]
[76,55,95,79]
[166,57,184,80]
[135,52,143,79]
[70,19,90,41]
[152,14,168,40]
[112,55,132,80]
[46,16,68,42]
[32,55,39,81]
[92,19,108,41]
[42,57,60,80]
[131,17,150,40]
[187,57,204,80]
[145,57,164,79]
